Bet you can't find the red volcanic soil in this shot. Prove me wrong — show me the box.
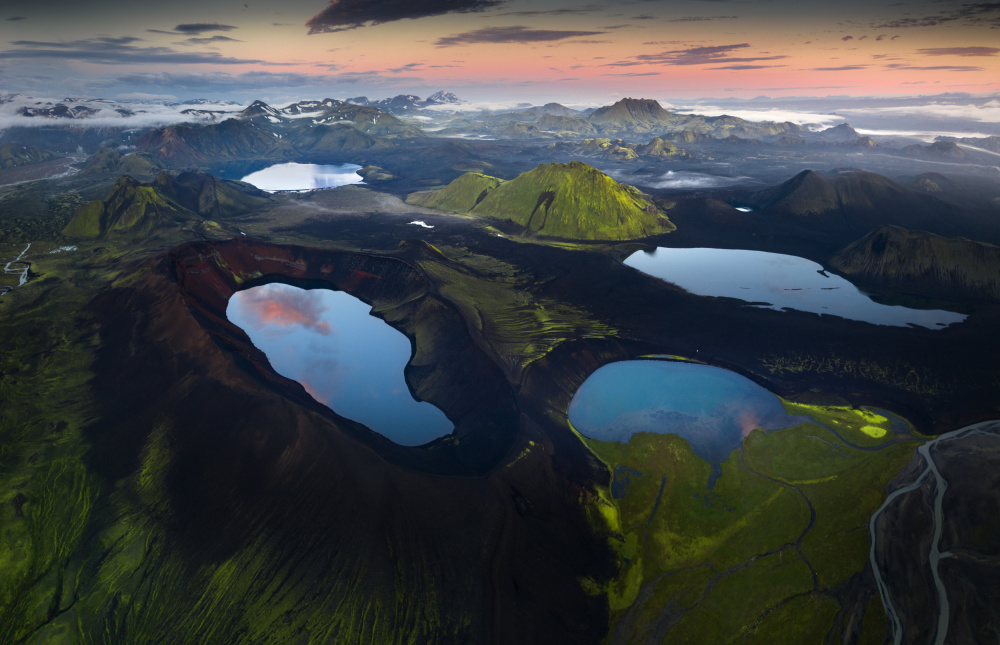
[83,237,616,643]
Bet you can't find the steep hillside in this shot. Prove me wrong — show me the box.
[285,123,381,152]
[152,171,271,219]
[470,161,674,240]
[636,137,692,159]
[901,141,967,160]
[936,135,1000,153]
[742,169,963,238]
[588,98,677,130]
[546,139,639,161]
[407,173,504,211]
[0,142,57,169]
[832,225,1000,301]
[136,119,297,165]
[63,176,190,238]
[80,147,165,176]
[63,171,269,238]
[544,137,692,161]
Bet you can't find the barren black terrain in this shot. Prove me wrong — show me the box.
[1,94,999,644]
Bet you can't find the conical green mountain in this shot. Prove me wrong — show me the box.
[63,176,190,238]
[407,172,504,211]
[469,161,674,240]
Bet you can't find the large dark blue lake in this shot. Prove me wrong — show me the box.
[569,360,804,478]
[240,162,363,192]
[227,283,453,446]
[625,247,965,329]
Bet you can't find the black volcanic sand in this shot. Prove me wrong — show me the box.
[292,213,1000,435]
[8,167,1000,643]
[872,426,1000,644]
[75,216,1000,640]
[82,238,616,643]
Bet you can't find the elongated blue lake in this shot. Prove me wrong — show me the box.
[625,247,966,329]
[569,361,804,479]
[240,162,363,192]
[227,283,453,446]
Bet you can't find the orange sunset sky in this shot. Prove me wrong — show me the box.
[1,0,998,102]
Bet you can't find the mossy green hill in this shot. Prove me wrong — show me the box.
[469,161,674,240]
[80,147,165,177]
[406,172,504,211]
[0,142,57,169]
[63,171,271,238]
[63,175,189,238]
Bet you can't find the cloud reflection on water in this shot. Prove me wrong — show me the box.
[234,284,334,336]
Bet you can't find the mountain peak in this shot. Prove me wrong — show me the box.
[588,98,675,127]
[238,100,280,119]
[426,91,462,105]
[468,161,674,240]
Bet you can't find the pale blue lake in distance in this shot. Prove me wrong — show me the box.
[625,247,966,329]
[227,283,453,446]
[569,360,804,480]
[240,162,363,192]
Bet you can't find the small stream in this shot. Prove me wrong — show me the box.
[1,242,31,296]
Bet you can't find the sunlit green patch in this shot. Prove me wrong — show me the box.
[585,399,919,640]
[860,424,887,438]
[780,400,898,447]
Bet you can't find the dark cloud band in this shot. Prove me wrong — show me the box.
[174,23,238,34]
[435,25,605,47]
[307,0,506,34]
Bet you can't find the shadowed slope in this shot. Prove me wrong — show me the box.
[832,225,1000,302]
[63,171,271,238]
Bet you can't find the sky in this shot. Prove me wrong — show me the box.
[1,0,999,104]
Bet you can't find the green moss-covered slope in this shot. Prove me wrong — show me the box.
[63,176,189,238]
[637,137,691,158]
[470,161,674,240]
[64,170,271,238]
[0,142,57,169]
[80,147,165,177]
[587,398,919,643]
[407,172,504,211]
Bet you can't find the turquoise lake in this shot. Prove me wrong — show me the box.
[625,247,966,329]
[227,283,453,446]
[569,360,804,478]
[240,162,363,192]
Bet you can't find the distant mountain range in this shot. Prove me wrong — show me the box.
[132,99,427,166]
[345,92,463,112]
[434,97,871,144]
